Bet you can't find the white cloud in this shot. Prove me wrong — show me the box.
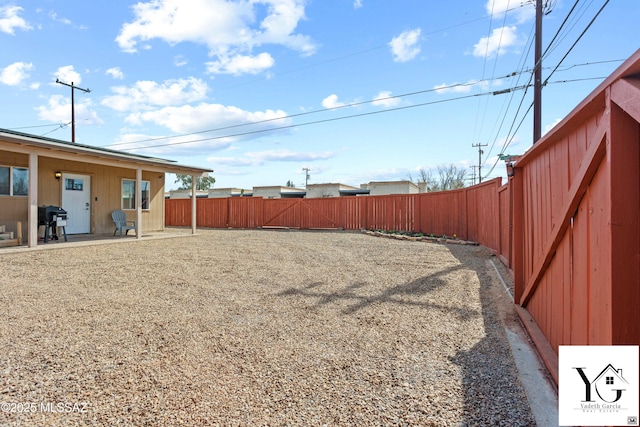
[126,103,290,135]
[434,80,479,94]
[434,78,504,94]
[116,0,316,75]
[36,94,103,126]
[485,0,535,24]
[102,77,208,112]
[372,91,400,108]
[206,52,275,75]
[54,65,82,85]
[115,106,293,154]
[0,5,32,34]
[354,0,363,9]
[389,28,421,63]
[174,55,188,67]
[0,62,33,86]
[473,26,518,58]
[544,118,562,135]
[111,132,232,155]
[322,94,345,109]
[49,11,71,25]
[207,149,334,166]
[105,67,124,80]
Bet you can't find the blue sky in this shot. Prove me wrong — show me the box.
[1,0,637,190]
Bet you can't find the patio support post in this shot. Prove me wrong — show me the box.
[136,168,142,239]
[191,174,196,234]
[28,153,38,247]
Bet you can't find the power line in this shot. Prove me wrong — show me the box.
[541,0,581,61]
[110,57,613,151]
[106,73,609,154]
[473,0,516,148]
[112,73,596,154]
[482,75,607,180]
[40,122,70,137]
[483,101,534,180]
[543,0,611,87]
[5,123,69,131]
[104,76,517,149]
[482,0,610,173]
[116,91,494,151]
[481,20,536,169]
[216,4,532,92]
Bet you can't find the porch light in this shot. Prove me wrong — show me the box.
[54,171,62,180]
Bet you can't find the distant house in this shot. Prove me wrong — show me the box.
[168,189,209,199]
[0,128,212,247]
[207,187,251,198]
[305,183,368,198]
[252,186,306,199]
[365,180,420,196]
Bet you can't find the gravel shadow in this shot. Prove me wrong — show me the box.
[446,244,536,426]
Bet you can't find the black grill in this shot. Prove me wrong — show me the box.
[38,206,68,243]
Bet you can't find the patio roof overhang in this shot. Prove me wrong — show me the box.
[0,128,213,248]
[0,128,212,176]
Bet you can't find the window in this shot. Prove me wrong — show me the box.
[0,166,28,196]
[65,178,83,191]
[121,179,150,210]
[0,167,8,195]
[141,180,150,209]
[606,376,614,385]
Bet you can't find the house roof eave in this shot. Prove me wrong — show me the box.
[0,128,213,176]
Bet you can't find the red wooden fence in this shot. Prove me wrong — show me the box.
[511,50,640,383]
[165,50,640,386]
[166,178,510,260]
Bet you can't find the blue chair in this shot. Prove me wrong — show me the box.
[111,210,136,236]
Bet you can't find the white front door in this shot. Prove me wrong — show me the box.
[61,173,91,234]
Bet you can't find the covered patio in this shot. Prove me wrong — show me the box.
[0,128,212,248]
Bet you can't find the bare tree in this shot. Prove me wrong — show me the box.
[436,164,467,191]
[412,167,438,192]
[411,165,467,192]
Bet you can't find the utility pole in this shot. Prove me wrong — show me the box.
[472,143,488,183]
[302,168,310,188]
[56,79,90,143]
[533,0,543,143]
[470,165,478,186]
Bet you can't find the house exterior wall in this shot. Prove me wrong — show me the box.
[169,190,208,199]
[1,128,212,247]
[367,181,419,196]
[0,151,166,239]
[306,184,340,198]
[252,186,305,199]
[39,157,166,235]
[252,187,282,199]
[0,149,28,239]
[306,184,361,198]
[208,188,246,198]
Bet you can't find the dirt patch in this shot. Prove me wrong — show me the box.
[0,229,535,426]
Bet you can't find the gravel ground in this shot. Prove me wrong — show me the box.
[0,229,535,426]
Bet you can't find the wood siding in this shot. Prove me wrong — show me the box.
[510,53,640,384]
[0,154,166,239]
[166,178,509,257]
